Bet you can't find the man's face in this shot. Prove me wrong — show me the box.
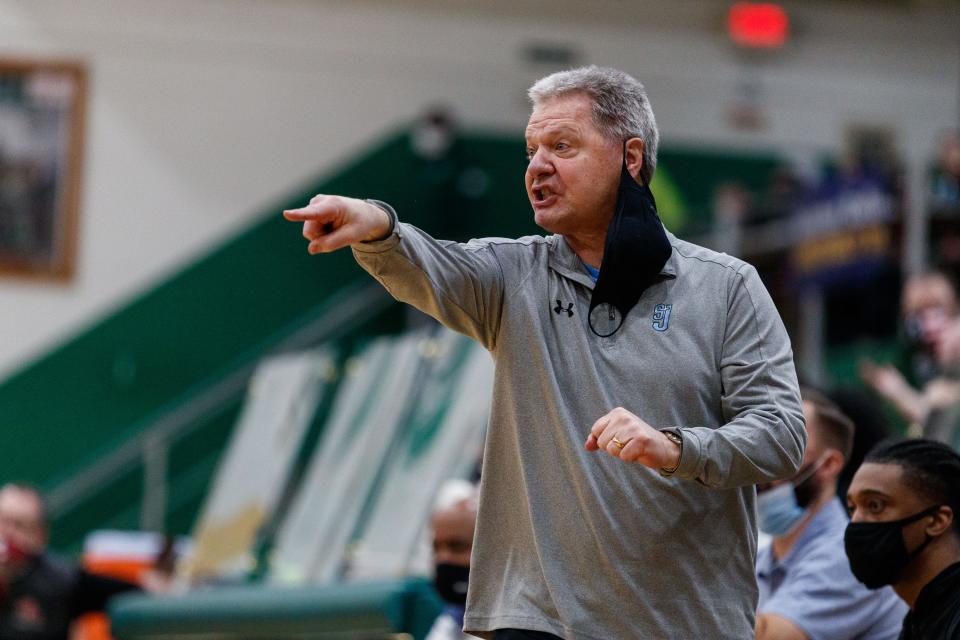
[524,93,622,240]
[846,462,934,552]
[0,487,46,555]
[431,508,474,568]
[903,277,957,348]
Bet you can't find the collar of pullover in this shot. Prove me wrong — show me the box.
[547,230,678,291]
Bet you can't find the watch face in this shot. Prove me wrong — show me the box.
[589,303,623,337]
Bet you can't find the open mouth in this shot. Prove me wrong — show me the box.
[533,187,555,204]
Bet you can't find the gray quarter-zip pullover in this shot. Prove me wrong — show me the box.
[352,206,806,640]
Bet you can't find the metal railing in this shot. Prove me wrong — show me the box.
[44,283,395,531]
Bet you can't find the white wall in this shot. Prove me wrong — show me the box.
[0,0,957,378]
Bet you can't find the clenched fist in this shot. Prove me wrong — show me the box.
[283,195,393,254]
[585,407,681,470]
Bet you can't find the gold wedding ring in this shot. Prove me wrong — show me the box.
[612,437,625,450]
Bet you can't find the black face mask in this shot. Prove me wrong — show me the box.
[844,504,942,589]
[587,151,672,337]
[433,562,470,606]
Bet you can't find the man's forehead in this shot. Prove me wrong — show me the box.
[525,94,594,136]
[432,506,476,535]
[848,462,904,498]
[524,119,583,140]
[0,486,43,520]
[905,278,954,310]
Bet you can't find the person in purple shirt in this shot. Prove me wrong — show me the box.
[755,389,907,640]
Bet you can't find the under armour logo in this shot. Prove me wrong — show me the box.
[553,300,574,317]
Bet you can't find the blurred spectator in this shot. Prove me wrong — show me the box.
[755,390,906,640]
[930,131,960,216]
[426,481,477,640]
[0,484,139,640]
[860,271,960,430]
[845,439,960,639]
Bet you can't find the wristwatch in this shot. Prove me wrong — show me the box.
[660,430,683,475]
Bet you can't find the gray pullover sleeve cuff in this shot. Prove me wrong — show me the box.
[352,199,401,254]
[658,427,702,480]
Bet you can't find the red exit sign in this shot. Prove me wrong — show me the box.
[728,2,789,49]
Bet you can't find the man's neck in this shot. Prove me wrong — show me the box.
[771,492,834,561]
[564,232,606,269]
[893,538,960,609]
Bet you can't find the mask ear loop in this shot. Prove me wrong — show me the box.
[903,504,946,561]
[791,452,831,488]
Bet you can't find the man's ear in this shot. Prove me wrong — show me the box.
[821,449,846,477]
[624,137,644,182]
[927,505,954,537]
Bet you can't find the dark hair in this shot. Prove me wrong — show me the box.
[864,439,960,537]
[801,387,855,461]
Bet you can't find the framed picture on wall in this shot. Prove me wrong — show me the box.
[0,59,86,280]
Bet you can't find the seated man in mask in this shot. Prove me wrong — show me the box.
[755,390,907,640]
[0,483,140,640]
[426,481,478,640]
[846,439,960,640]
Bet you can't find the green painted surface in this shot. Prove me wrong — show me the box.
[656,146,782,234]
[649,165,688,232]
[110,578,443,639]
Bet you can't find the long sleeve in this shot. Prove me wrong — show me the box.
[352,204,506,351]
[667,262,806,488]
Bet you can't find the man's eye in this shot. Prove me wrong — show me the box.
[867,499,885,513]
[525,148,535,160]
[555,142,569,151]
[846,502,856,516]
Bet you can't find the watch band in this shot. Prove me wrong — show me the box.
[660,430,683,475]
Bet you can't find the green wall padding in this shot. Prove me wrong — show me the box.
[656,146,781,233]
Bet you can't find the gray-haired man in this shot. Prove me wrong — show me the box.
[285,66,806,639]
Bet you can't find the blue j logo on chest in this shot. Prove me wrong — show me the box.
[652,304,672,332]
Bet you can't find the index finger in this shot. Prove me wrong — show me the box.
[282,203,337,222]
[590,413,612,439]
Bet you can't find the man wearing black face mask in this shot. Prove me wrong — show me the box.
[0,484,141,640]
[426,485,478,640]
[755,391,906,640]
[284,65,805,639]
[846,439,960,639]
